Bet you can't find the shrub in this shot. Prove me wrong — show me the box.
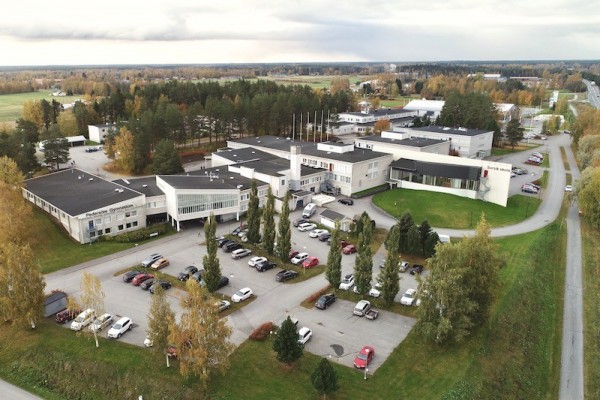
[305,286,332,305]
[100,223,170,243]
[250,322,275,341]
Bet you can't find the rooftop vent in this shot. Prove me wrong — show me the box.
[236,185,243,189]
[230,176,234,180]
[142,184,148,187]
[88,178,94,181]
[114,188,120,192]
[123,179,130,185]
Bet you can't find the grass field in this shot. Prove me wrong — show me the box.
[0,90,82,122]
[582,219,600,398]
[491,143,539,156]
[373,190,542,229]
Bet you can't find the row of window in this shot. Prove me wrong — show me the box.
[89,221,139,238]
[90,210,138,226]
[177,193,239,215]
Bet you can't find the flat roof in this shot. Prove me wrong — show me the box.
[359,135,445,148]
[320,209,350,221]
[212,147,279,164]
[168,168,269,191]
[343,108,413,117]
[25,169,143,216]
[390,158,481,180]
[411,125,490,137]
[112,176,164,197]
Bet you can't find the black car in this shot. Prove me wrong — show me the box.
[199,276,230,289]
[217,238,234,248]
[256,260,277,272]
[410,265,424,275]
[140,278,156,290]
[231,224,247,236]
[293,218,309,227]
[223,242,242,253]
[123,270,144,283]
[318,232,331,242]
[149,280,172,294]
[338,198,354,205]
[178,266,199,281]
[276,269,299,282]
[315,294,336,309]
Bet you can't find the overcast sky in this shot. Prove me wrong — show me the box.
[1,0,599,66]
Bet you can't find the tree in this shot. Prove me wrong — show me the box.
[273,316,303,365]
[311,358,339,399]
[147,284,175,367]
[79,272,105,347]
[424,231,440,258]
[325,221,342,292]
[202,214,221,292]
[169,279,233,385]
[114,127,136,173]
[57,111,79,137]
[398,212,415,253]
[246,180,261,244]
[261,187,276,255]
[0,156,24,186]
[43,137,70,171]
[406,225,421,255]
[575,167,600,229]
[380,225,401,306]
[374,119,390,133]
[418,220,433,256]
[353,214,373,295]
[505,119,524,149]
[0,243,45,329]
[152,139,183,175]
[276,191,292,261]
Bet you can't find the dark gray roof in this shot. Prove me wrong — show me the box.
[355,116,415,126]
[411,126,490,136]
[359,135,445,147]
[213,147,279,163]
[231,158,325,177]
[161,168,269,191]
[113,176,164,197]
[390,158,481,180]
[230,136,390,163]
[291,190,313,197]
[320,209,350,221]
[24,169,143,216]
[344,109,414,117]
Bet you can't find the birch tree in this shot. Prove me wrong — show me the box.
[147,284,175,367]
[80,272,105,348]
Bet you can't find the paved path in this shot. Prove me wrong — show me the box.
[0,379,42,400]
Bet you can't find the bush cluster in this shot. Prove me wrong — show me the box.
[100,223,170,243]
[250,322,275,341]
[305,286,332,305]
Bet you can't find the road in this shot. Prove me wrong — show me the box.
[0,379,42,400]
[583,79,600,109]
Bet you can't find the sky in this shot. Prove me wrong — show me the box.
[1,0,599,66]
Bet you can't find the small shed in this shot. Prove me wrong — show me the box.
[319,209,353,232]
[44,291,68,317]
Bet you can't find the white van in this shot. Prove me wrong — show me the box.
[70,308,96,331]
[302,203,317,218]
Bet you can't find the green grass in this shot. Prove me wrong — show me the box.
[582,219,600,398]
[0,90,82,122]
[373,190,542,229]
[491,143,538,156]
[560,146,570,171]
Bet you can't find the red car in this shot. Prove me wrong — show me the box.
[302,256,319,269]
[132,273,154,286]
[343,244,357,254]
[353,345,375,369]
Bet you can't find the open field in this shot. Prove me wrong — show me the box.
[373,190,542,229]
[0,90,82,122]
[582,219,600,398]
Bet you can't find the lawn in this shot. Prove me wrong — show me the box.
[0,90,82,122]
[372,189,542,229]
[582,219,600,399]
[491,143,539,156]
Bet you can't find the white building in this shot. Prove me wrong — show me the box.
[354,135,451,156]
[331,108,416,136]
[402,99,445,120]
[88,124,117,143]
[495,103,520,124]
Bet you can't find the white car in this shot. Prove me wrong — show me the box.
[399,261,410,272]
[232,287,253,303]
[309,229,328,238]
[291,252,309,265]
[565,185,573,192]
[141,253,162,268]
[339,274,354,290]
[143,337,153,347]
[297,223,317,232]
[90,313,113,332]
[231,248,251,259]
[248,256,267,267]
[70,308,95,331]
[298,327,313,345]
[216,300,231,312]
[369,287,381,298]
[107,317,133,339]
[401,289,417,306]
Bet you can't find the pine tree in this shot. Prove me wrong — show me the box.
[276,191,292,261]
[354,214,373,295]
[42,137,70,171]
[203,214,221,292]
[424,232,440,257]
[273,316,303,364]
[147,284,175,367]
[246,180,261,244]
[152,139,184,174]
[406,225,421,255]
[325,221,342,292]
[381,225,401,306]
[262,187,276,255]
[418,220,432,256]
[311,358,339,399]
[398,212,415,253]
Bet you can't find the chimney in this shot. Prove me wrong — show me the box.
[290,145,302,190]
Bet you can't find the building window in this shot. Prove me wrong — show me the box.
[126,223,132,228]
[281,179,285,186]
[104,216,111,224]
[117,213,124,221]
[95,218,102,226]
[125,211,131,218]
[118,225,124,231]
[97,229,103,236]
[177,193,239,215]
[89,231,96,238]
[105,228,111,234]
[132,221,138,227]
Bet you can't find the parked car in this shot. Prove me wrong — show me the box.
[318,232,332,241]
[223,242,242,253]
[248,256,267,267]
[231,248,252,259]
[237,229,249,237]
[107,317,133,339]
[401,289,417,306]
[315,293,336,309]
[565,185,573,192]
[289,250,299,260]
[339,274,355,290]
[369,286,381,298]
[217,237,233,247]
[353,345,375,369]
[141,253,162,268]
[132,273,154,286]
[298,222,317,232]
[123,270,144,282]
[527,182,541,190]
[293,218,309,227]
[276,269,299,282]
[55,308,80,324]
[309,229,328,238]
[177,266,198,281]
[232,287,253,303]
[190,269,205,282]
[328,238,350,247]
[149,280,172,293]
[256,260,277,272]
[298,327,313,345]
[410,265,424,275]
[140,278,156,290]
[343,244,357,254]
[70,309,96,331]
[216,300,231,312]
[90,313,113,332]
[291,252,309,265]
[302,256,319,269]
[353,300,371,317]
[521,185,539,194]
[399,261,410,272]
[231,224,247,236]
[150,258,170,270]
[199,276,230,289]
[338,198,354,205]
